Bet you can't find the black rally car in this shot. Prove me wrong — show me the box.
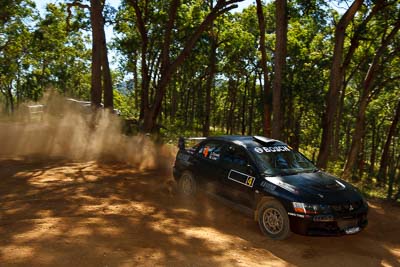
[173,135,368,240]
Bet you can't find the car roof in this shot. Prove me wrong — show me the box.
[205,135,288,147]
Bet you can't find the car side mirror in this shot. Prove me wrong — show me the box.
[178,137,185,150]
[227,146,235,154]
[247,164,256,176]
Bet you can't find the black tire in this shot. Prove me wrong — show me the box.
[178,171,197,196]
[257,199,291,240]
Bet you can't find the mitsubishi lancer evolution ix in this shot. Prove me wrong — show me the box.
[173,135,368,240]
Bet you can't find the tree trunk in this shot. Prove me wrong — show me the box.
[247,74,256,135]
[378,100,400,185]
[6,84,14,114]
[241,76,248,136]
[90,0,103,108]
[342,94,369,181]
[332,80,346,159]
[170,82,178,124]
[367,118,377,182]
[100,7,113,110]
[256,0,271,137]
[286,85,293,145]
[272,0,287,140]
[203,29,217,137]
[184,84,191,127]
[387,154,400,200]
[190,85,196,128]
[357,137,365,181]
[16,67,21,106]
[227,79,237,135]
[133,51,139,114]
[317,0,363,169]
[129,0,149,121]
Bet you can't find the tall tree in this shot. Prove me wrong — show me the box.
[342,19,400,180]
[271,0,287,139]
[0,0,35,113]
[33,3,91,98]
[378,98,400,186]
[67,0,113,109]
[202,25,218,137]
[332,0,386,157]
[255,0,271,137]
[382,100,400,197]
[128,0,243,132]
[316,0,363,169]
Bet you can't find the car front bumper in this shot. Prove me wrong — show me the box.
[288,209,368,236]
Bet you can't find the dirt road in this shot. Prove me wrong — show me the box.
[0,158,399,267]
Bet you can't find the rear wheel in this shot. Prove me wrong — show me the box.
[178,171,197,196]
[257,199,291,240]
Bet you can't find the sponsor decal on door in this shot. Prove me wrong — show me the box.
[228,169,255,188]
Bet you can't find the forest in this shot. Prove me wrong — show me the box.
[1,0,399,201]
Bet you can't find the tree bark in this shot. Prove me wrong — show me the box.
[367,118,377,182]
[227,79,237,135]
[387,154,400,200]
[6,84,14,114]
[272,0,287,140]
[256,0,271,137]
[203,28,217,137]
[247,74,256,135]
[357,137,365,181]
[378,100,400,186]
[133,51,139,114]
[241,76,248,135]
[342,93,369,180]
[317,0,363,169]
[99,3,113,110]
[129,0,149,121]
[89,0,103,108]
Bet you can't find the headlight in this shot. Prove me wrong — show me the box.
[292,202,331,214]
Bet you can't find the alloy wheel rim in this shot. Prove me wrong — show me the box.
[262,207,283,234]
[182,175,193,194]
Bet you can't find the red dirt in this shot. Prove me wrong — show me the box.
[0,158,399,267]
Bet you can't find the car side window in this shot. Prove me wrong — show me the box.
[221,145,249,169]
[197,141,223,161]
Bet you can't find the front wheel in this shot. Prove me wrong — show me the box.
[178,171,197,196]
[257,200,291,240]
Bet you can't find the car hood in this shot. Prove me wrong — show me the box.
[264,171,362,204]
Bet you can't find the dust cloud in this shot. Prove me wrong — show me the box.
[0,93,176,171]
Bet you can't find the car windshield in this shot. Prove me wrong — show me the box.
[252,147,317,176]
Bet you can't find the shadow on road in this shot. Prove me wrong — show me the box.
[0,158,399,266]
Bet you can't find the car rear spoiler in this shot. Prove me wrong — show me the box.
[178,137,206,150]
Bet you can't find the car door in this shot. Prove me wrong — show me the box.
[219,144,257,207]
[191,140,225,194]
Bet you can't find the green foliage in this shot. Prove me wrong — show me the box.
[1,0,399,200]
[0,1,91,112]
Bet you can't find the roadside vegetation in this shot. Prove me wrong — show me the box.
[1,0,399,201]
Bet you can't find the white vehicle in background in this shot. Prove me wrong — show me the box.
[65,98,121,115]
[18,104,45,122]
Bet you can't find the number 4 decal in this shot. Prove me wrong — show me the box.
[228,170,255,188]
[246,177,255,187]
